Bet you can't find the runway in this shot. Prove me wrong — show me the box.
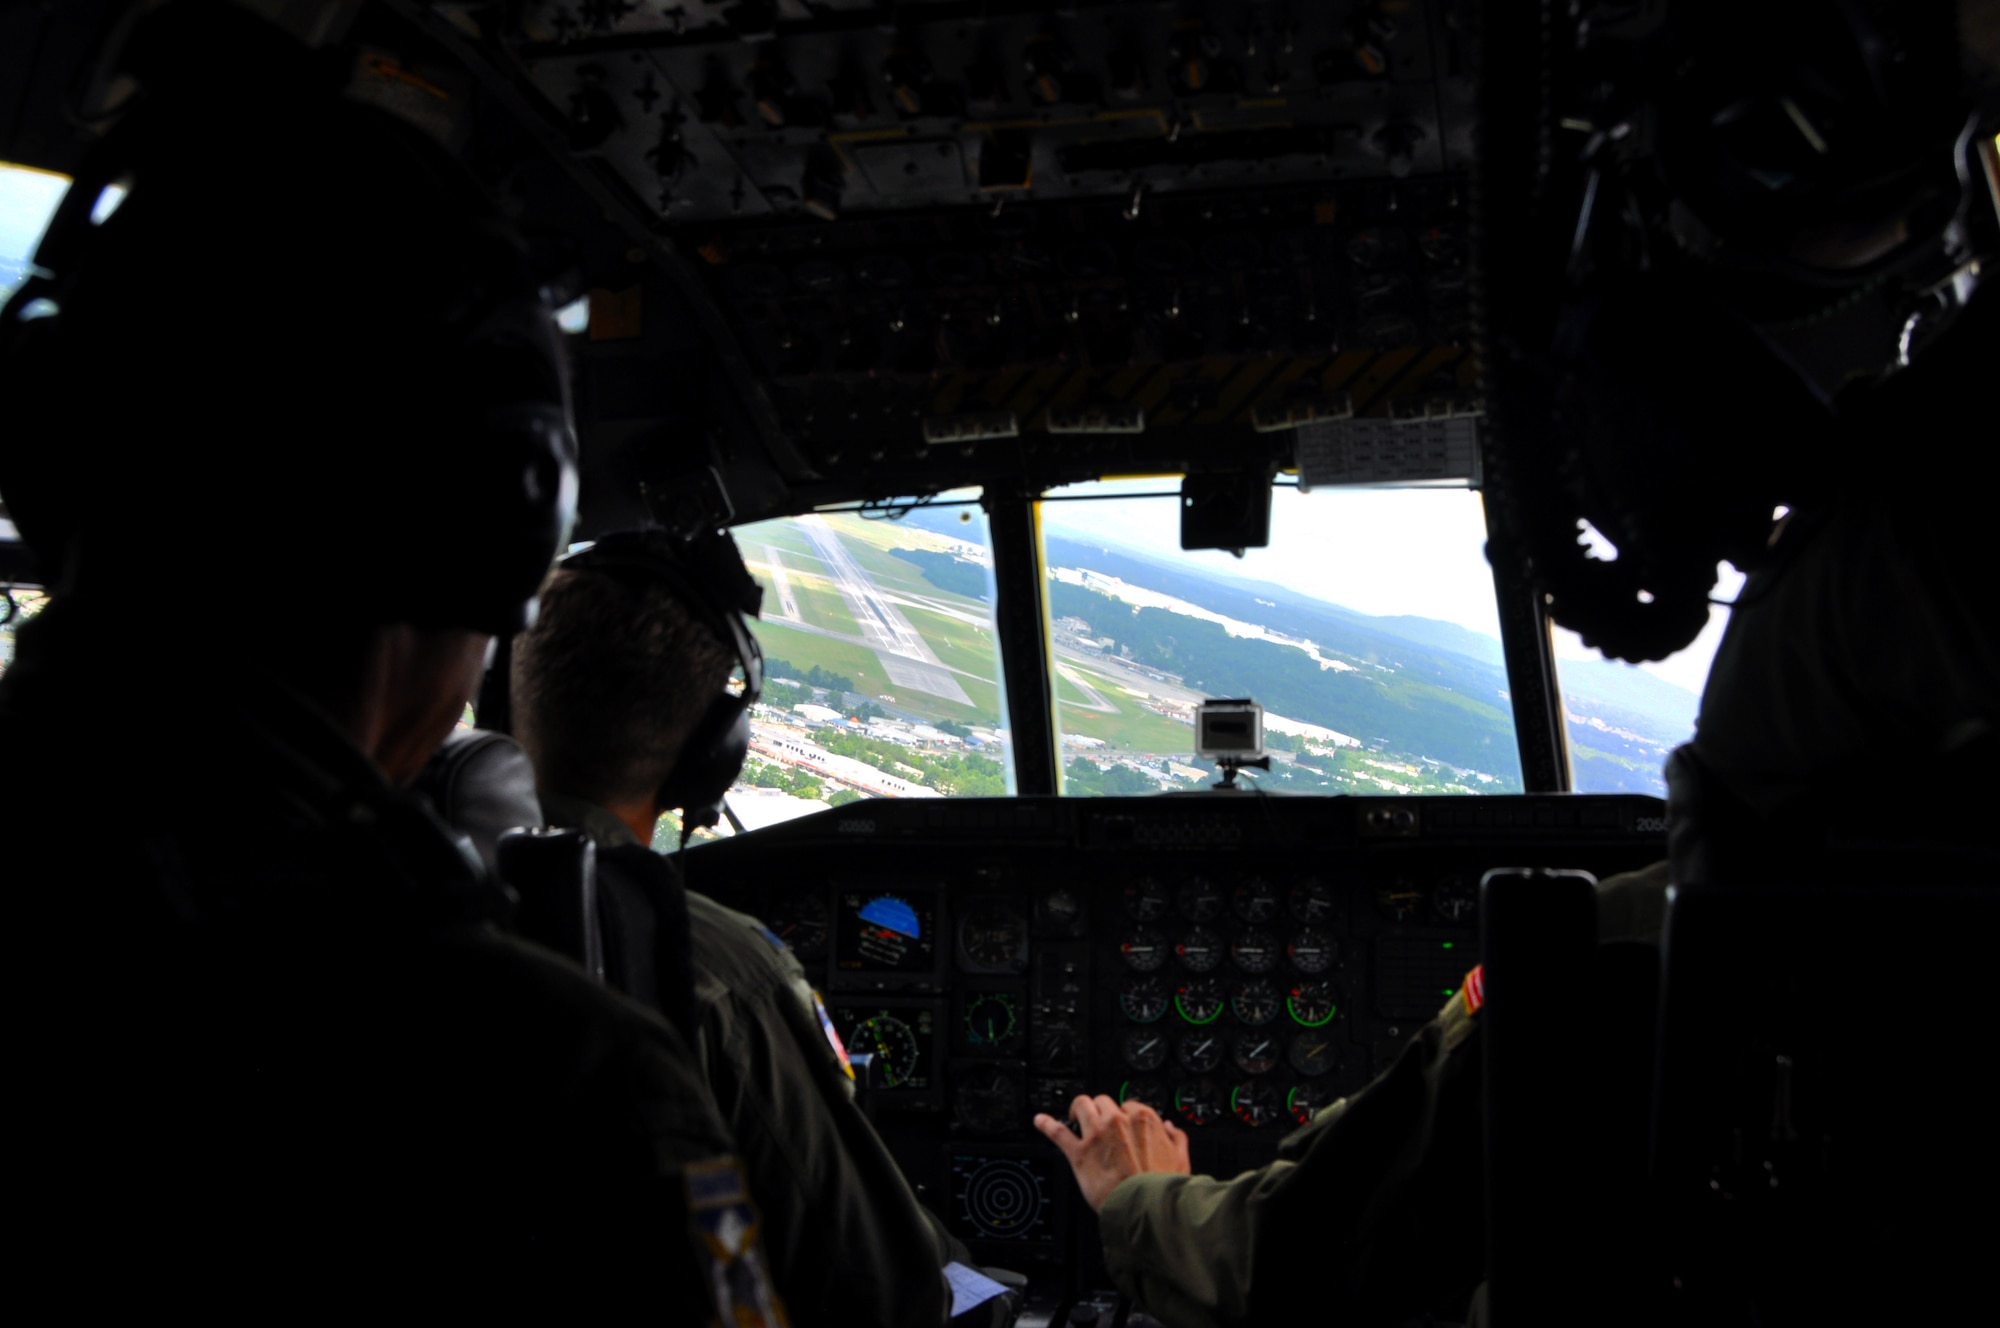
[797,515,973,704]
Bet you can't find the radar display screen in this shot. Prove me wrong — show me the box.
[836,888,939,974]
[950,1153,1056,1244]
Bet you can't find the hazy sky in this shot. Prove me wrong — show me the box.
[1,164,1733,696]
[1041,478,1738,698]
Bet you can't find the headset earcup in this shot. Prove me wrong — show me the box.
[658,700,751,828]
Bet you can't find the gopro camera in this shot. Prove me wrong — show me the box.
[1195,699,1264,761]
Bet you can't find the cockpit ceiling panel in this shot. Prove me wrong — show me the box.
[508,2,1473,225]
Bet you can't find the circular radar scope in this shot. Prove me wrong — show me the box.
[1231,978,1281,1026]
[953,1156,1053,1242]
[1119,975,1169,1023]
[1121,926,1169,972]
[1123,878,1171,922]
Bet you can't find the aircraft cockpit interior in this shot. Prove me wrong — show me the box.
[5,2,1996,1325]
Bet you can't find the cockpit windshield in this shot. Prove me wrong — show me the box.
[1042,481,1521,796]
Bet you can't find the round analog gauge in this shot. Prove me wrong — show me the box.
[1030,1026,1077,1071]
[1119,975,1169,1024]
[1176,1029,1225,1073]
[1288,1082,1339,1126]
[1231,978,1282,1026]
[1433,876,1478,925]
[1232,1081,1284,1128]
[959,907,1027,971]
[1176,926,1225,973]
[1175,1078,1223,1127]
[952,1065,1022,1134]
[1122,1029,1169,1072]
[1123,878,1171,922]
[1230,931,1279,974]
[1175,977,1227,1024]
[1036,887,1083,932]
[962,992,1019,1048]
[851,1014,921,1087]
[1121,926,1169,972]
[1287,929,1336,975]
[1374,880,1422,923]
[1289,1029,1340,1078]
[1287,980,1341,1027]
[1119,1078,1170,1113]
[1289,878,1335,924]
[1232,877,1281,924]
[1232,1030,1281,1076]
[767,891,829,957]
[1176,876,1223,923]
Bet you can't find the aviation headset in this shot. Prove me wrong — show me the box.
[1472,0,1998,663]
[557,528,766,837]
[0,5,577,636]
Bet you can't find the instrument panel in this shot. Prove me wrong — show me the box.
[685,792,1664,1298]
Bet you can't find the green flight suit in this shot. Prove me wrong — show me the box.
[545,793,968,1327]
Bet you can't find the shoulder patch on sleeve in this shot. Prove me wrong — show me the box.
[1438,963,1484,1054]
[811,990,856,1080]
[685,1156,791,1328]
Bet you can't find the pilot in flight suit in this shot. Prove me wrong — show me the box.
[510,549,999,1326]
[0,32,782,1319]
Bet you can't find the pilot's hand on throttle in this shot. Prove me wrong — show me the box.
[1033,1094,1192,1213]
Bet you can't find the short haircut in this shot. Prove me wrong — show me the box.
[511,567,737,808]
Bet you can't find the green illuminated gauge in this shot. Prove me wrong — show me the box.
[1288,1082,1339,1127]
[1122,1029,1169,1072]
[1289,1029,1340,1078]
[1176,1029,1225,1073]
[853,1015,921,1087]
[1176,876,1223,923]
[1123,877,1171,922]
[1119,1078,1170,1113]
[1433,876,1478,925]
[1232,877,1281,924]
[1231,978,1281,1026]
[1232,1081,1284,1128]
[1289,878,1335,924]
[1176,926,1224,973]
[1232,1031,1281,1076]
[1287,980,1340,1027]
[1286,928,1337,975]
[1119,975,1169,1023]
[1230,930,1279,974]
[1175,976,1227,1024]
[962,992,1019,1048]
[1121,926,1169,972]
[1175,1077,1223,1127]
